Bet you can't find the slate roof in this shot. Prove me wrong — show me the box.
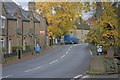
[20,9,30,21]
[74,19,90,30]
[75,23,90,30]
[3,2,18,19]
[34,12,41,22]
[3,2,40,23]
[34,16,40,23]
[3,2,16,20]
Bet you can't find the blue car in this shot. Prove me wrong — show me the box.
[64,35,79,44]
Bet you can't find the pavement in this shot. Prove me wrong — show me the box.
[88,74,120,78]
[2,43,91,78]
[2,46,54,66]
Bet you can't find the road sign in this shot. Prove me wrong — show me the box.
[40,31,45,34]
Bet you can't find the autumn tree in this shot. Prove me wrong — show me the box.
[35,2,83,37]
[87,2,119,46]
[86,2,120,58]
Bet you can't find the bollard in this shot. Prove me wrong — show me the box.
[18,50,21,59]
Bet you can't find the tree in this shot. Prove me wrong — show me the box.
[35,2,83,37]
[86,2,120,58]
[86,2,119,47]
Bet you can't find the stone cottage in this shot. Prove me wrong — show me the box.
[0,1,48,54]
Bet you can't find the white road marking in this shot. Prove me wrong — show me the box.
[74,74,83,78]
[1,75,12,78]
[68,48,71,51]
[61,55,66,58]
[66,51,68,54]
[73,71,88,79]
[25,66,43,72]
[89,50,93,55]
[81,75,90,78]
[70,46,72,49]
[49,60,58,64]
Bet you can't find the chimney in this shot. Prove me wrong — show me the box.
[28,2,35,12]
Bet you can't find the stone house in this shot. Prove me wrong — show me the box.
[74,19,90,42]
[0,1,48,54]
[29,2,48,49]
[0,1,3,54]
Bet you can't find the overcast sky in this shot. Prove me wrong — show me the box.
[13,0,92,20]
[12,0,29,10]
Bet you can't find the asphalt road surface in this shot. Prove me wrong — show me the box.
[2,43,91,78]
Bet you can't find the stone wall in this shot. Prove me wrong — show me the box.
[23,21,32,46]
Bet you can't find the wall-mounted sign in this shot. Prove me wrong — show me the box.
[40,31,45,34]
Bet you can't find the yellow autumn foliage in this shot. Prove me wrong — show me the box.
[86,2,119,47]
[35,2,83,37]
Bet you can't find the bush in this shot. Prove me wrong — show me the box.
[17,46,23,50]
[2,48,6,53]
[12,46,17,52]
[12,46,23,52]
[26,45,31,49]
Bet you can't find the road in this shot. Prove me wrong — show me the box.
[2,43,91,78]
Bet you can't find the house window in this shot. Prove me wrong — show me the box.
[23,39,26,50]
[1,15,5,28]
[1,16,5,35]
[2,19,5,36]
[17,20,18,28]
[1,18,5,28]
[8,39,11,53]
[1,39,4,48]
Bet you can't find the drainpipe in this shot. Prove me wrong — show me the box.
[21,20,23,54]
[44,18,47,48]
[6,19,8,54]
[33,21,35,47]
